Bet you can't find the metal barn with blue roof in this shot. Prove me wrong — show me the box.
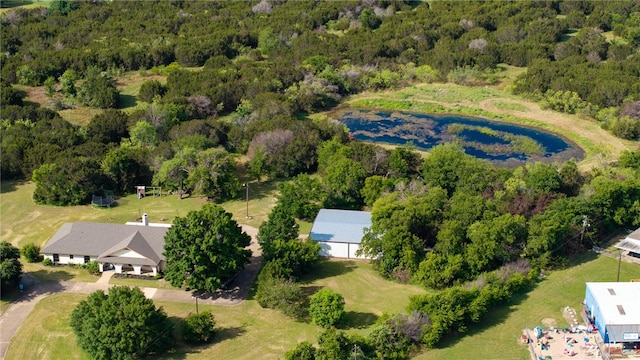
[309,209,372,259]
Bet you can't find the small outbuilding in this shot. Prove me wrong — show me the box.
[584,282,640,344]
[41,214,170,275]
[309,209,372,259]
[615,227,640,259]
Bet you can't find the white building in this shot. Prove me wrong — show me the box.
[584,282,640,344]
[41,214,170,275]
[309,209,372,259]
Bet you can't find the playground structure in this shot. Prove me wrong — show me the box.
[136,185,162,199]
[92,190,115,207]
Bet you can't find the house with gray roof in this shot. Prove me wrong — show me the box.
[41,214,170,275]
[309,209,372,259]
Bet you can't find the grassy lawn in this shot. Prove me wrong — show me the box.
[6,260,426,360]
[8,255,640,359]
[414,253,640,360]
[0,0,50,14]
[22,262,99,283]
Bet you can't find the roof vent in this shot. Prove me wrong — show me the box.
[607,288,616,295]
[617,305,626,315]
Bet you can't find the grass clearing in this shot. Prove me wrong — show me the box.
[0,179,281,250]
[6,260,426,360]
[22,263,99,283]
[0,0,50,14]
[8,255,640,359]
[414,253,640,360]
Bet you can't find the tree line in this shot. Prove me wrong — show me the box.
[1,0,639,139]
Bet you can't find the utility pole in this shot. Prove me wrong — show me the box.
[617,250,622,282]
[580,215,590,244]
[243,183,250,219]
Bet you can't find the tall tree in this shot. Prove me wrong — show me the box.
[70,286,173,360]
[258,205,299,251]
[0,241,22,293]
[163,204,251,292]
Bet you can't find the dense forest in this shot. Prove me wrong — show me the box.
[1,1,640,356]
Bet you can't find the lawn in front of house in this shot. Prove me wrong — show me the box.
[5,260,426,360]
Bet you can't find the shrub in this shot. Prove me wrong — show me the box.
[138,80,166,103]
[285,341,316,360]
[309,288,345,328]
[43,258,53,266]
[182,311,216,344]
[86,261,100,275]
[21,243,43,263]
[255,261,306,319]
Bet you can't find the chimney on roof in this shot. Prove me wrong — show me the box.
[142,213,149,226]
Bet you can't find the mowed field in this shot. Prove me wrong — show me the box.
[6,253,640,360]
[5,260,427,360]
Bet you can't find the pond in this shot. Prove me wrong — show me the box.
[337,109,584,167]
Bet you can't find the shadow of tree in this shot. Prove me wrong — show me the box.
[0,179,26,193]
[340,310,379,329]
[30,269,75,282]
[118,94,137,109]
[299,259,357,283]
[215,326,247,342]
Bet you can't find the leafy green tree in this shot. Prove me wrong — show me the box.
[129,120,158,147]
[258,205,300,257]
[163,204,251,292]
[86,109,130,144]
[21,243,42,263]
[0,241,22,293]
[70,286,173,360]
[48,0,79,15]
[465,214,528,275]
[182,311,216,344]
[0,79,24,106]
[277,174,326,221]
[58,69,78,97]
[77,67,119,108]
[309,288,345,328]
[32,157,108,206]
[101,145,153,194]
[44,77,56,97]
[361,175,395,207]
[387,144,421,179]
[285,341,316,360]
[619,150,640,169]
[265,238,321,277]
[185,147,241,201]
[138,79,166,103]
[153,147,197,191]
[360,8,381,30]
[323,157,366,209]
[255,261,306,319]
[16,65,38,86]
[315,328,363,360]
